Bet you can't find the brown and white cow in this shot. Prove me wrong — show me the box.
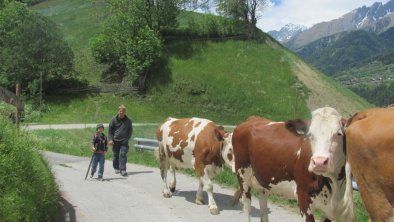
[346,107,394,222]
[156,117,233,215]
[232,107,354,222]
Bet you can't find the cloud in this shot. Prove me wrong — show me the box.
[259,0,391,31]
[271,0,282,6]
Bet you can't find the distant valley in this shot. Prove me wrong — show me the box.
[268,0,394,106]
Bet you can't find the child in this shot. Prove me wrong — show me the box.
[90,123,108,180]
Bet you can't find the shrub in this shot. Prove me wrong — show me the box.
[0,118,59,221]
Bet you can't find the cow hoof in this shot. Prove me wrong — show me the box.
[195,199,204,205]
[170,187,176,193]
[163,192,172,198]
[209,207,220,215]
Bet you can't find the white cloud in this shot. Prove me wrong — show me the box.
[259,0,391,31]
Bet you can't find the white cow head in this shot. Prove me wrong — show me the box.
[307,107,346,176]
[221,132,235,172]
[286,107,346,176]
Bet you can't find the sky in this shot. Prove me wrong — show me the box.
[259,0,391,32]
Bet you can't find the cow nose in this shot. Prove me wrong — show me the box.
[311,157,329,172]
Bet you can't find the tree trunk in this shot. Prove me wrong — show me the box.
[138,69,149,92]
[15,83,21,129]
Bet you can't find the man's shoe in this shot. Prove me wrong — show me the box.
[120,171,127,177]
[114,169,120,174]
[97,176,103,181]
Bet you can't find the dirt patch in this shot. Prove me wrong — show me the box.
[292,59,367,117]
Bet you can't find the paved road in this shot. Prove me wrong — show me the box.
[43,151,303,222]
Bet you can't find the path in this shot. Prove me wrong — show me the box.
[43,151,303,222]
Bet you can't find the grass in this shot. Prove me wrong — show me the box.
[30,125,159,167]
[31,126,369,221]
[36,93,166,124]
[35,40,312,125]
[284,51,371,117]
[152,40,311,122]
[0,118,59,221]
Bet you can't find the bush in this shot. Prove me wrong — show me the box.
[166,11,248,39]
[0,118,59,221]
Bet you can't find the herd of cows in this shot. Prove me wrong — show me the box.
[155,106,394,222]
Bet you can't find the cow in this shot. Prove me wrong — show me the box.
[156,117,234,215]
[346,107,394,222]
[232,107,355,222]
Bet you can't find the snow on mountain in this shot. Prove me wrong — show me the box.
[267,23,308,43]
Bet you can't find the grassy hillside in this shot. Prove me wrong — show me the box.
[32,0,106,84]
[38,40,310,124]
[30,0,370,124]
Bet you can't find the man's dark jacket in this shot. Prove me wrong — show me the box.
[108,115,133,142]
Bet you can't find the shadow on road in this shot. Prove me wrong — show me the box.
[126,170,153,176]
[173,190,262,217]
[101,177,128,181]
[58,196,76,222]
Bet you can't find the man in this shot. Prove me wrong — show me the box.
[108,105,133,177]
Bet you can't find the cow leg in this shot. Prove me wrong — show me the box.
[201,171,220,215]
[238,167,253,222]
[169,165,176,193]
[242,187,252,222]
[195,178,204,205]
[159,150,171,198]
[296,189,315,222]
[257,188,269,222]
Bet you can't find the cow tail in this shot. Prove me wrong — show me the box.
[154,148,160,161]
[231,187,242,206]
[155,142,163,161]
[342,162,356,222]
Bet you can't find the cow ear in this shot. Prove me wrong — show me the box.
[215,126,227,141]
[285,119,308,137]
[340,118,348,131]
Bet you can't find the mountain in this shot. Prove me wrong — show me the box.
[298,28,394,75]
[267,23,307,43]
[284,0,394,51]
[270,0,394,106]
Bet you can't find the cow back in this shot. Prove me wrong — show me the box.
[156,117,225,173]
[346,108,394,220]
[233,117,313,188]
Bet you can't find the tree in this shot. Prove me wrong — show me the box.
[0,2,76,95]
[92,0,179,90]
[0,0,11,9]
[216,0,268,37]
